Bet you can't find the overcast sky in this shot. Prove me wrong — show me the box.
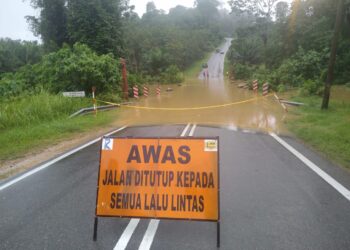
[129,0,229,16]
[0,0,288,41]
[0,0,38,40]
[0,0,230,41]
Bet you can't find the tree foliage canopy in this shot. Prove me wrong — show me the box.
[123,0,234,76]
[0,39,43,74]
[0,44,120,98]
[27,0,69,51]
[27,0,127,55]
[2,0,241,99]
[228,0,350,93]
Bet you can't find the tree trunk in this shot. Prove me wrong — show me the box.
[321,0,344,109]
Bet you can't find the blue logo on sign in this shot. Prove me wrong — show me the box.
[103,138,112,150]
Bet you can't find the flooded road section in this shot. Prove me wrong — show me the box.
[112,39,288,134]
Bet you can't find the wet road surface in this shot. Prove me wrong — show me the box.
[1,39,350,249]
[0,125,350,249]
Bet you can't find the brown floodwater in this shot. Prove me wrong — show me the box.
[111,39,288,134]
[111,78,288,134]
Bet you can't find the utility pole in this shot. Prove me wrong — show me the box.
[322,0,344,109]
[120,58,129,100]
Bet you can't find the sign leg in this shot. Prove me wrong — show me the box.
[217,221,220,248]
[93,217,98,241]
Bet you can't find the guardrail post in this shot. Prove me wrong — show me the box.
[92,86,97,116]
[263,83,269,96]
[253,80,258,94]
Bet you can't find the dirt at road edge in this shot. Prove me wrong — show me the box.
[0,124,121,181]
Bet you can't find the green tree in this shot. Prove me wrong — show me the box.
[229,0,278,65]
[0,43,121,97]
[229,0,277,17]
[26,0,69,51]
[67,0,126,56]
[275,1,289,22]
[195,0,220,22]
[123,0,226,78]
[0,39,43,74]
[322,0,345,109]
[146,1,157,13]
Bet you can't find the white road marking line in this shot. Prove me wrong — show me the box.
[113,124,193,250]
[138,219,160,250]
[135,124,194,250]
[189,124,197,137]
[114,219,140,250]
[0,126,127,192]
[181,123,191,137]
[270,132,350,201]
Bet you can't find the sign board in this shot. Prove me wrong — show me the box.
[63,91,85,97]
[95,137,219,221]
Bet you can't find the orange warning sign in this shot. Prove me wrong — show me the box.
[95,137,219,221]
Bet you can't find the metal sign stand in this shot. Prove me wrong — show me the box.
[217,221,220,247]
[93,217,98,241]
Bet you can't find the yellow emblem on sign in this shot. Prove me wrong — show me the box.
[204,139,218,152]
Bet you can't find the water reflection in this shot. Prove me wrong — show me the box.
[111,38,288,134]
[111,79,287,134]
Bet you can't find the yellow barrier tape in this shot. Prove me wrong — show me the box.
[96,93,273,111]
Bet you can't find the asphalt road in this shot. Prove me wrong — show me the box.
[1,39,350,249]
[1,124,350,250]
[199,38,232,80]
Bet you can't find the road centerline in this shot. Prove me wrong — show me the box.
[112,123,193,250]
[136,123,197,250]
[181,123,191,137]
[138,219,160,250]
[113,219,141,250]
[189,124,197,137]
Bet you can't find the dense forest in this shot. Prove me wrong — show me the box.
[0,0,239,100]
[0,0,349,105]
[227,0,350,108]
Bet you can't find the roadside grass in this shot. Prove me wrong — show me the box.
[0,92,115,161]
[0,113,114,161]
[287,91,350,169]
[0,92,91,129]
[183,52,213,79]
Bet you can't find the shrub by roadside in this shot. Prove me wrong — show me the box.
[0,43,122,99]
[228,48,329,96]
